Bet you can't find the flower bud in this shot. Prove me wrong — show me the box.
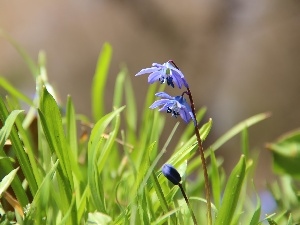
[162,164,181,185]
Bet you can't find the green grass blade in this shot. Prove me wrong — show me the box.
[249,191,261,225]
[91,43,113,121]
[210,112,270,152]
[210,149,221,209]
[0,77,34,106]
[241,127,250,160]
[112,67,127,109]
[88,106,125,212]
[0,110,23,148]
[0,98,37,200]
[12,112,43,186]
[66,95,78,161]
[124,75,137,143]
[151,172,169,213]
[168,119,212,167]
[176,107,207,148]
[287,214,293,225]
[215,155,246,225]
[39,87,74,188]
[26,160,59,224]
[0,29,39,77]
[38,87,78,223]
[0,167,19,196]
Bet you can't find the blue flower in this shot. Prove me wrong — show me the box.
[150,92,196,126]
[162,164,181,185]
[135,61,189,89]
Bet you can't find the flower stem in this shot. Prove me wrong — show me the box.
[178,183,198,225]
[186,87,212,225]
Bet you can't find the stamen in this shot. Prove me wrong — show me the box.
[166,76,174,88]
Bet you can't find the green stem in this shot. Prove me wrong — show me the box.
[178,183,198,225]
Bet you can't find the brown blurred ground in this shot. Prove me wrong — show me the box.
[0,0,300,189]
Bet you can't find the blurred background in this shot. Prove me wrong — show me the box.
[0,0,300,189]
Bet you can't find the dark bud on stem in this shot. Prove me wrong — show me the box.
[162,164,181,185]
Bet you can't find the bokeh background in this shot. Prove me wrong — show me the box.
[1,0,300,190]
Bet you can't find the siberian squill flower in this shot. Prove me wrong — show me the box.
[135,61,189,89]
[150,92,196,126]
[162,164,181,185]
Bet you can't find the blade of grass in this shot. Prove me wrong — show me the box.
[210,149,221,209]
[124,75,137,144]
[0,29,39,77]
[66,95,78,161]
[0,77,34,106]
[88,106,125,212]
[215,155,246,225]
[210,112,270,153]
[0,168,19,196]
[188,113,270,172]
[112,67,127,109]
[0,98,37,202]
[91,43,112,121]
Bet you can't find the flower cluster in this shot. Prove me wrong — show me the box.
[135,60,196,126]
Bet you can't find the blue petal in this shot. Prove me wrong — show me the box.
[179,108,191,123]
[148,71,162,83]
[181,77,189,88]
[135,67,158,76]
[171,73,183,89]
[158,101,175,111]
[152,63,164,68]
[149,99,170,109]
[155,92,174,99]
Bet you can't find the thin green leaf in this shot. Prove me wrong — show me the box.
[124,75,137,143]
[210,149,221,209]
[210,112,270,153]
[38,87,78,223]
[87,212,112,225]
[0,98,36,205]
[168,119,212,167]
[0,77,34,106]
[39,87,74,188]
[113,67,127,109]
[88,106,125,212]
[215,155,246,225]
[0,29,39,77]
[151,171,169,213]
[66,95,78,161]
[287,213,293,225]
[241,127,250,160]
[91,42,113,121]
[0,167,19,197]
[249,191,261,225]
[0,110,23,149]
[27,160,59,222]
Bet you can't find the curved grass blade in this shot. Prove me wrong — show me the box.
[215,155,246,225]
[0,77,34,106]
[91,42,112,121]
[88,106,125,212]
[0,167,19,196]
[0,29,39,77]
[0,99,36,205]
[210,112,270,153]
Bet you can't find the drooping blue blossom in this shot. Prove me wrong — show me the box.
[162,164,181,185]
[135,61,189,89]
[150,92,196,126]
